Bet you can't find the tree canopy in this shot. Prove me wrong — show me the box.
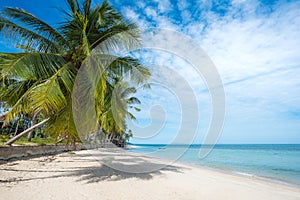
[0,0,150,145]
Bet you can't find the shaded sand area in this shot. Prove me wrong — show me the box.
[1,148,300,200]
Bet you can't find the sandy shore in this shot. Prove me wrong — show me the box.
[0,148,299,200]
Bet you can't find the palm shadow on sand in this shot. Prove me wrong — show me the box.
[0,149,186,184]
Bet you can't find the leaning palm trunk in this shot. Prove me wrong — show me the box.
[5,118,49,145]
[55,136,67,145]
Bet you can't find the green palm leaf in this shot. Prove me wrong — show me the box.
[1,7,68,49]
[0,52,65,80]
[0,17,59,52]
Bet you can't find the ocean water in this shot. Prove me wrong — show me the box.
[126,144,300,186]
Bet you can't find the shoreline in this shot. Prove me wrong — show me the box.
[125,144,300,188]
[180,160,300,189]
[1,148,300,200]
[125,149,300,189]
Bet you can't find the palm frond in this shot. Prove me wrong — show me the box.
[0,79,35,106]
[83,0,92,16]
[0,52,66,80]
[96,0,122,26]
[66,0,80,15]
[108,56,151,85]
[44,96,78,142]
[90,23,141,52]
[0,17,59,52]
[26,62,76,115]
[59,62,76,93]
[4,82,36,123]
[27,78,66,115]
[126,111,136,120]
[2,7,68,49]
[1,56,71,121]
[127,97,141,105]
[121,87,137,98]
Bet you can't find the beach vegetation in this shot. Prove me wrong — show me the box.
[0,0,149,146]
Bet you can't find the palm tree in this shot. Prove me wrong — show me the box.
[0,0,150,145]
[110,81,142,132]
[93,78,141,144]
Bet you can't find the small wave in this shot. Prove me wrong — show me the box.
[233,171,255,178]
[126,145,142,149]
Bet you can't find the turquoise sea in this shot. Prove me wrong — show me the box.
[126,144,300,186]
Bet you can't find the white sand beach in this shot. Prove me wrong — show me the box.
[0,148,299,200]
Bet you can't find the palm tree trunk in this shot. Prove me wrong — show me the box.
[27,113,38,141]
[0,111,8,121]
[109,133,114,142]
[98,125,104,147]
[93,131,98,142]
[5,118,49,145]
[72,137,76,150]
[14,119,20,136]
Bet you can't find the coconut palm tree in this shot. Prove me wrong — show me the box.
[0,0,150,145]
[93,78,141,144]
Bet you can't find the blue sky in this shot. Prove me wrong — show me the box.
[0,0,300,144]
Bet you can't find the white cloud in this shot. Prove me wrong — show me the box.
[195,1,300,83]
[153,0,172,13]
[123,7,140,20]
[136,1,146,9]
[177,0,189,11]
[144,7,157,19]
